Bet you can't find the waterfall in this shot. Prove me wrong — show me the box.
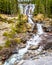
[37,23,44,35]
[3,23,44,65]
[18,44,30,55]
[3,4,44,65]
[4,24,43,65]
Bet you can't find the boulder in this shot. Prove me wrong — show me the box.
[0,42,18,62]
[28,45,38,50]
[0,48,12,61]
[18,43,26,49]
[39,33,52,50]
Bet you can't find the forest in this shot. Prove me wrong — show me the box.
[0,0,52,17]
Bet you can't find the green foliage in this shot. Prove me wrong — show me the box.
[3,31,16,38]
[14,38,21,44]
[0,0,52,17]
[16,21,27,33]
[15,14,27,33]
[0,0,18,14]
[34,0,52,17]
[5,39,11,47]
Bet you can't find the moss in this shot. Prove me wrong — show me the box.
[3,31,9,36]
[16,24,27,33]
[14,38,21,44]
[3,30,16,38]
[5,40,11,47]
[0,46,3,50]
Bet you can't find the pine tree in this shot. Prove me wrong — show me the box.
[0,0,18,14]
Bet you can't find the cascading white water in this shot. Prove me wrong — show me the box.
[3,23,44,65]
[3,4,44,65]
[37,23,44,35]
[17,24,44,58]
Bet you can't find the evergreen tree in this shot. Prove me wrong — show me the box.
[0,0,18,14]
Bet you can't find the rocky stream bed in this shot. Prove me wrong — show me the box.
[0,14,52,65]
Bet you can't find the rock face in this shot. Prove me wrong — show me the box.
[22,56,52,65]
[15,53,52,65]
[0,48,12,61]
[38,33,52,50]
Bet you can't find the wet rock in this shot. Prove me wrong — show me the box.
[18,43,26,49]
[28,45,38,50]
[23,50,36,60]
[46,26,52,32]
[10,40,17,46]
[23,54,29,60]
[17,60,24,65]
[43,26,52,32]
[22,56,52,65]
[0,48,12,61]
[22,60,35,65]
[0,43,18,62]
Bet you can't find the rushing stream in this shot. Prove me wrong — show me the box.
[3,4,44,65]
[3,23,44,65]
